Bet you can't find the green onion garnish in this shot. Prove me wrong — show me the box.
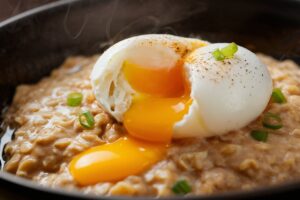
[271,88,286,104]
[250,130,268,142]
[212,42,238,61]
[79,111,95,129]
[172,180,191,195]
[220,42,238,58]
[67,92,83,107]
[262,112,282,130]
[212,49,225,61]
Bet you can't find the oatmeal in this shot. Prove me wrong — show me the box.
[3,54,300,197]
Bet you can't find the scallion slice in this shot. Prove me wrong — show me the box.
[250,130,268,142]
[79,111,95,129]
[212,49,225,61]
[220,42,238,58]
[212,42,238,61]
[67,92,83,107]
[262,112,282,130]
[172,180,191,195]
[271,88,286,104]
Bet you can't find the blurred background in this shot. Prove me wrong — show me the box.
[0,0,57,21]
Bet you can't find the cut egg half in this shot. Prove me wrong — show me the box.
[91,34,208,143]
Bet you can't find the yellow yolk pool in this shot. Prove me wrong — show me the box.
[123,60,191,143]
[70,137,165,185]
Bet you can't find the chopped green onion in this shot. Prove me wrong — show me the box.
[262,112,283,130]
[220,42,238,58]
[250,130,268,142]
[67,92,83,107]
[271,88,286,104]
[172,180,191,195]
[79,111,95,129]
[212,49,225,61]
[212,42,238,61]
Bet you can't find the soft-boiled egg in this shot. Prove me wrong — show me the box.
[91,34,272,140]
[70,34,273,185]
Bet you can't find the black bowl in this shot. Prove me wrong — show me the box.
[0,0,300,199]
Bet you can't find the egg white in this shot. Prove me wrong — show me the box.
[174,43,273,138]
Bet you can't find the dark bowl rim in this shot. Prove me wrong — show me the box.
[1,0,300,199]
[2,167,300,200]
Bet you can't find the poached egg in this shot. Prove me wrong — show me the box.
[70,34,272,185]
[91,34,272,140]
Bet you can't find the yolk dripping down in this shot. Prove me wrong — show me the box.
[124,96,192,142]
[70,137,165,185]
[69,58,191,185]
[123,60,191,142]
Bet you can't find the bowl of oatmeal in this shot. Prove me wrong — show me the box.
[0,0,300,200]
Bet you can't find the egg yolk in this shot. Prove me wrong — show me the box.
[123,60,186,97]
[70,137,165,185]
[124,97,192,142]
[123,60,191,142]
[70,58,191,185]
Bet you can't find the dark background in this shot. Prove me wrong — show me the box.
[0,0,57,21]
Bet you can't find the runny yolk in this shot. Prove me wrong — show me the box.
[124,97,192,142]
[123,60,191,143]
[70,137,165,185]
[123,60,186,97]
[70,59,191,185]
